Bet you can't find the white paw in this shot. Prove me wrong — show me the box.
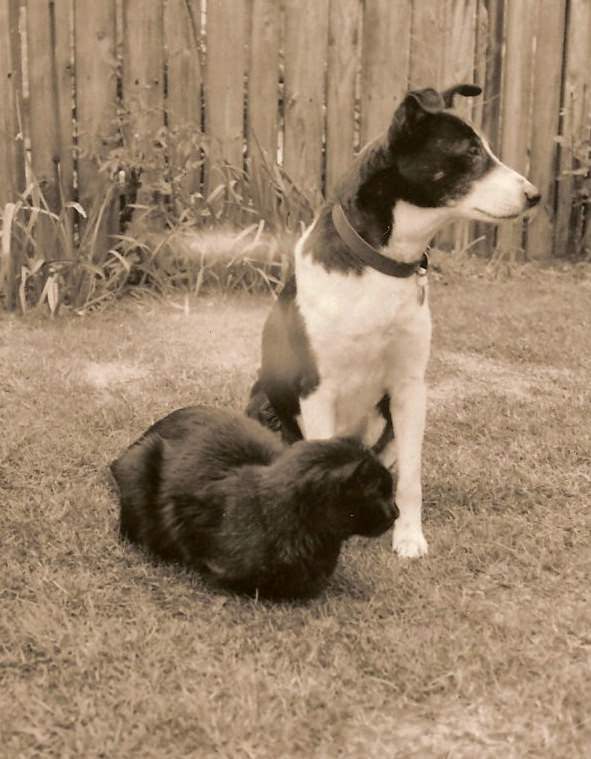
[392,525,428,558]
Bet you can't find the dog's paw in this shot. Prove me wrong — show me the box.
[392,525,428,558]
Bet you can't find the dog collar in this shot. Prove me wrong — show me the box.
[331,204,429,278]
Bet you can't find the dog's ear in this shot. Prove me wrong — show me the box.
[388,88,445,143]
[441,83,482,109]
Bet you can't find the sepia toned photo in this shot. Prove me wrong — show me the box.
[1,1,589,756]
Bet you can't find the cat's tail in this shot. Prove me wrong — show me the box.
[110,433,164,544]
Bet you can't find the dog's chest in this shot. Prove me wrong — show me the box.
[298,254,425,337]
[295,252,431,396]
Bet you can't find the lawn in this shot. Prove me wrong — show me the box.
[1,259,590,758]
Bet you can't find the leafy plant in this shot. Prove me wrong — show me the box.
[0,118,315,315]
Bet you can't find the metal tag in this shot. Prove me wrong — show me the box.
[416,273,427,306]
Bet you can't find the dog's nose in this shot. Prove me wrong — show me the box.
[525,189,542,208]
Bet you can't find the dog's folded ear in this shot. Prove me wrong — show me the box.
[407,88,446,114]
[388,88,445,143]
[388,84,483,144]
[441,83,482,109]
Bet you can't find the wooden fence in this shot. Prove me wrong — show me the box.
[1,0,590,292]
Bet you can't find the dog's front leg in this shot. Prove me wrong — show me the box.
[299,386,336,439]
[389,378,428,558]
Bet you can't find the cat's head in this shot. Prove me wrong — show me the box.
[285,438,398,538]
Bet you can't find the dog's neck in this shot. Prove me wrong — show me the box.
[342,197,450,265]
[380,201,451,263]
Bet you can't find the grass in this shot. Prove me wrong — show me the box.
[1,258,590,758]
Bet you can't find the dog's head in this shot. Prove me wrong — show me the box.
[284,438,397,539]
[384,84,541,221]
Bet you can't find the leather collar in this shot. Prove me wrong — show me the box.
[331,204,429,278]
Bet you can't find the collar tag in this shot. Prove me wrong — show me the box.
[416,276,427,306]
[417,249,430,278]
[416,249,429,305]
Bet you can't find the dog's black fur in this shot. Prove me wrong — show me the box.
[245,276,317,444]
[110,406,396,599]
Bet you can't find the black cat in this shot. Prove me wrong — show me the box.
[110,406,397,599]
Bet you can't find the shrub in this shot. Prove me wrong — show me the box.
[0,122,315,315]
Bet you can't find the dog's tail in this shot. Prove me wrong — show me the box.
[245,379,283,434]
[245,377,305,444]
[372,394,395,455]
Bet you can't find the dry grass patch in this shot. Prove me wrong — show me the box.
[1,264,590,758]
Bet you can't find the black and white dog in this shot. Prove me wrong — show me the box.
[247,84,540,558]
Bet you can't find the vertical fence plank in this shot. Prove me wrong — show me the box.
[474,0,504,255]
[205,0,248,193]
[53,0,74,208]
[325,0,361,193]
[26,0,63,260]
[442,0,477,113]
[283,0,329,201]
[496,0,537,259]
[441,0,477,252]
[409,0,446,90]
[165,0,202,197]
[123,0,165,202]
[554,0,591,257]
[480,0,504,150]
[0,0,25,310]
[526,0,567,259]
[247,0,280,222]
[248,0,280,163]
[75,0,117,262]
[361,0,411,146]
[472,0,489,129]
[0,0,24,206]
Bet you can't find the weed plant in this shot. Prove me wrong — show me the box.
[0,122,314,315]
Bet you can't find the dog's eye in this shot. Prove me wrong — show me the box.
[468,144,481,157]
[446,139,472,156]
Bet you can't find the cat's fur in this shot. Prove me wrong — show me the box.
[110,406,397,599]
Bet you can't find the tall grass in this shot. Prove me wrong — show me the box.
[0,124,315,315]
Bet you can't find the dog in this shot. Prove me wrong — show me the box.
[110,406,396,599]
[246,83,541,559]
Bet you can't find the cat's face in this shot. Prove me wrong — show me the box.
[289,439,397,538]
[332,453,397,538]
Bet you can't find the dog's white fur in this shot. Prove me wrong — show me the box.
[294,143,537,558]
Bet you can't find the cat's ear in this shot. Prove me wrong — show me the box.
[338,455,375,487]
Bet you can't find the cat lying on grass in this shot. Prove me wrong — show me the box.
[110,406,397,600]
